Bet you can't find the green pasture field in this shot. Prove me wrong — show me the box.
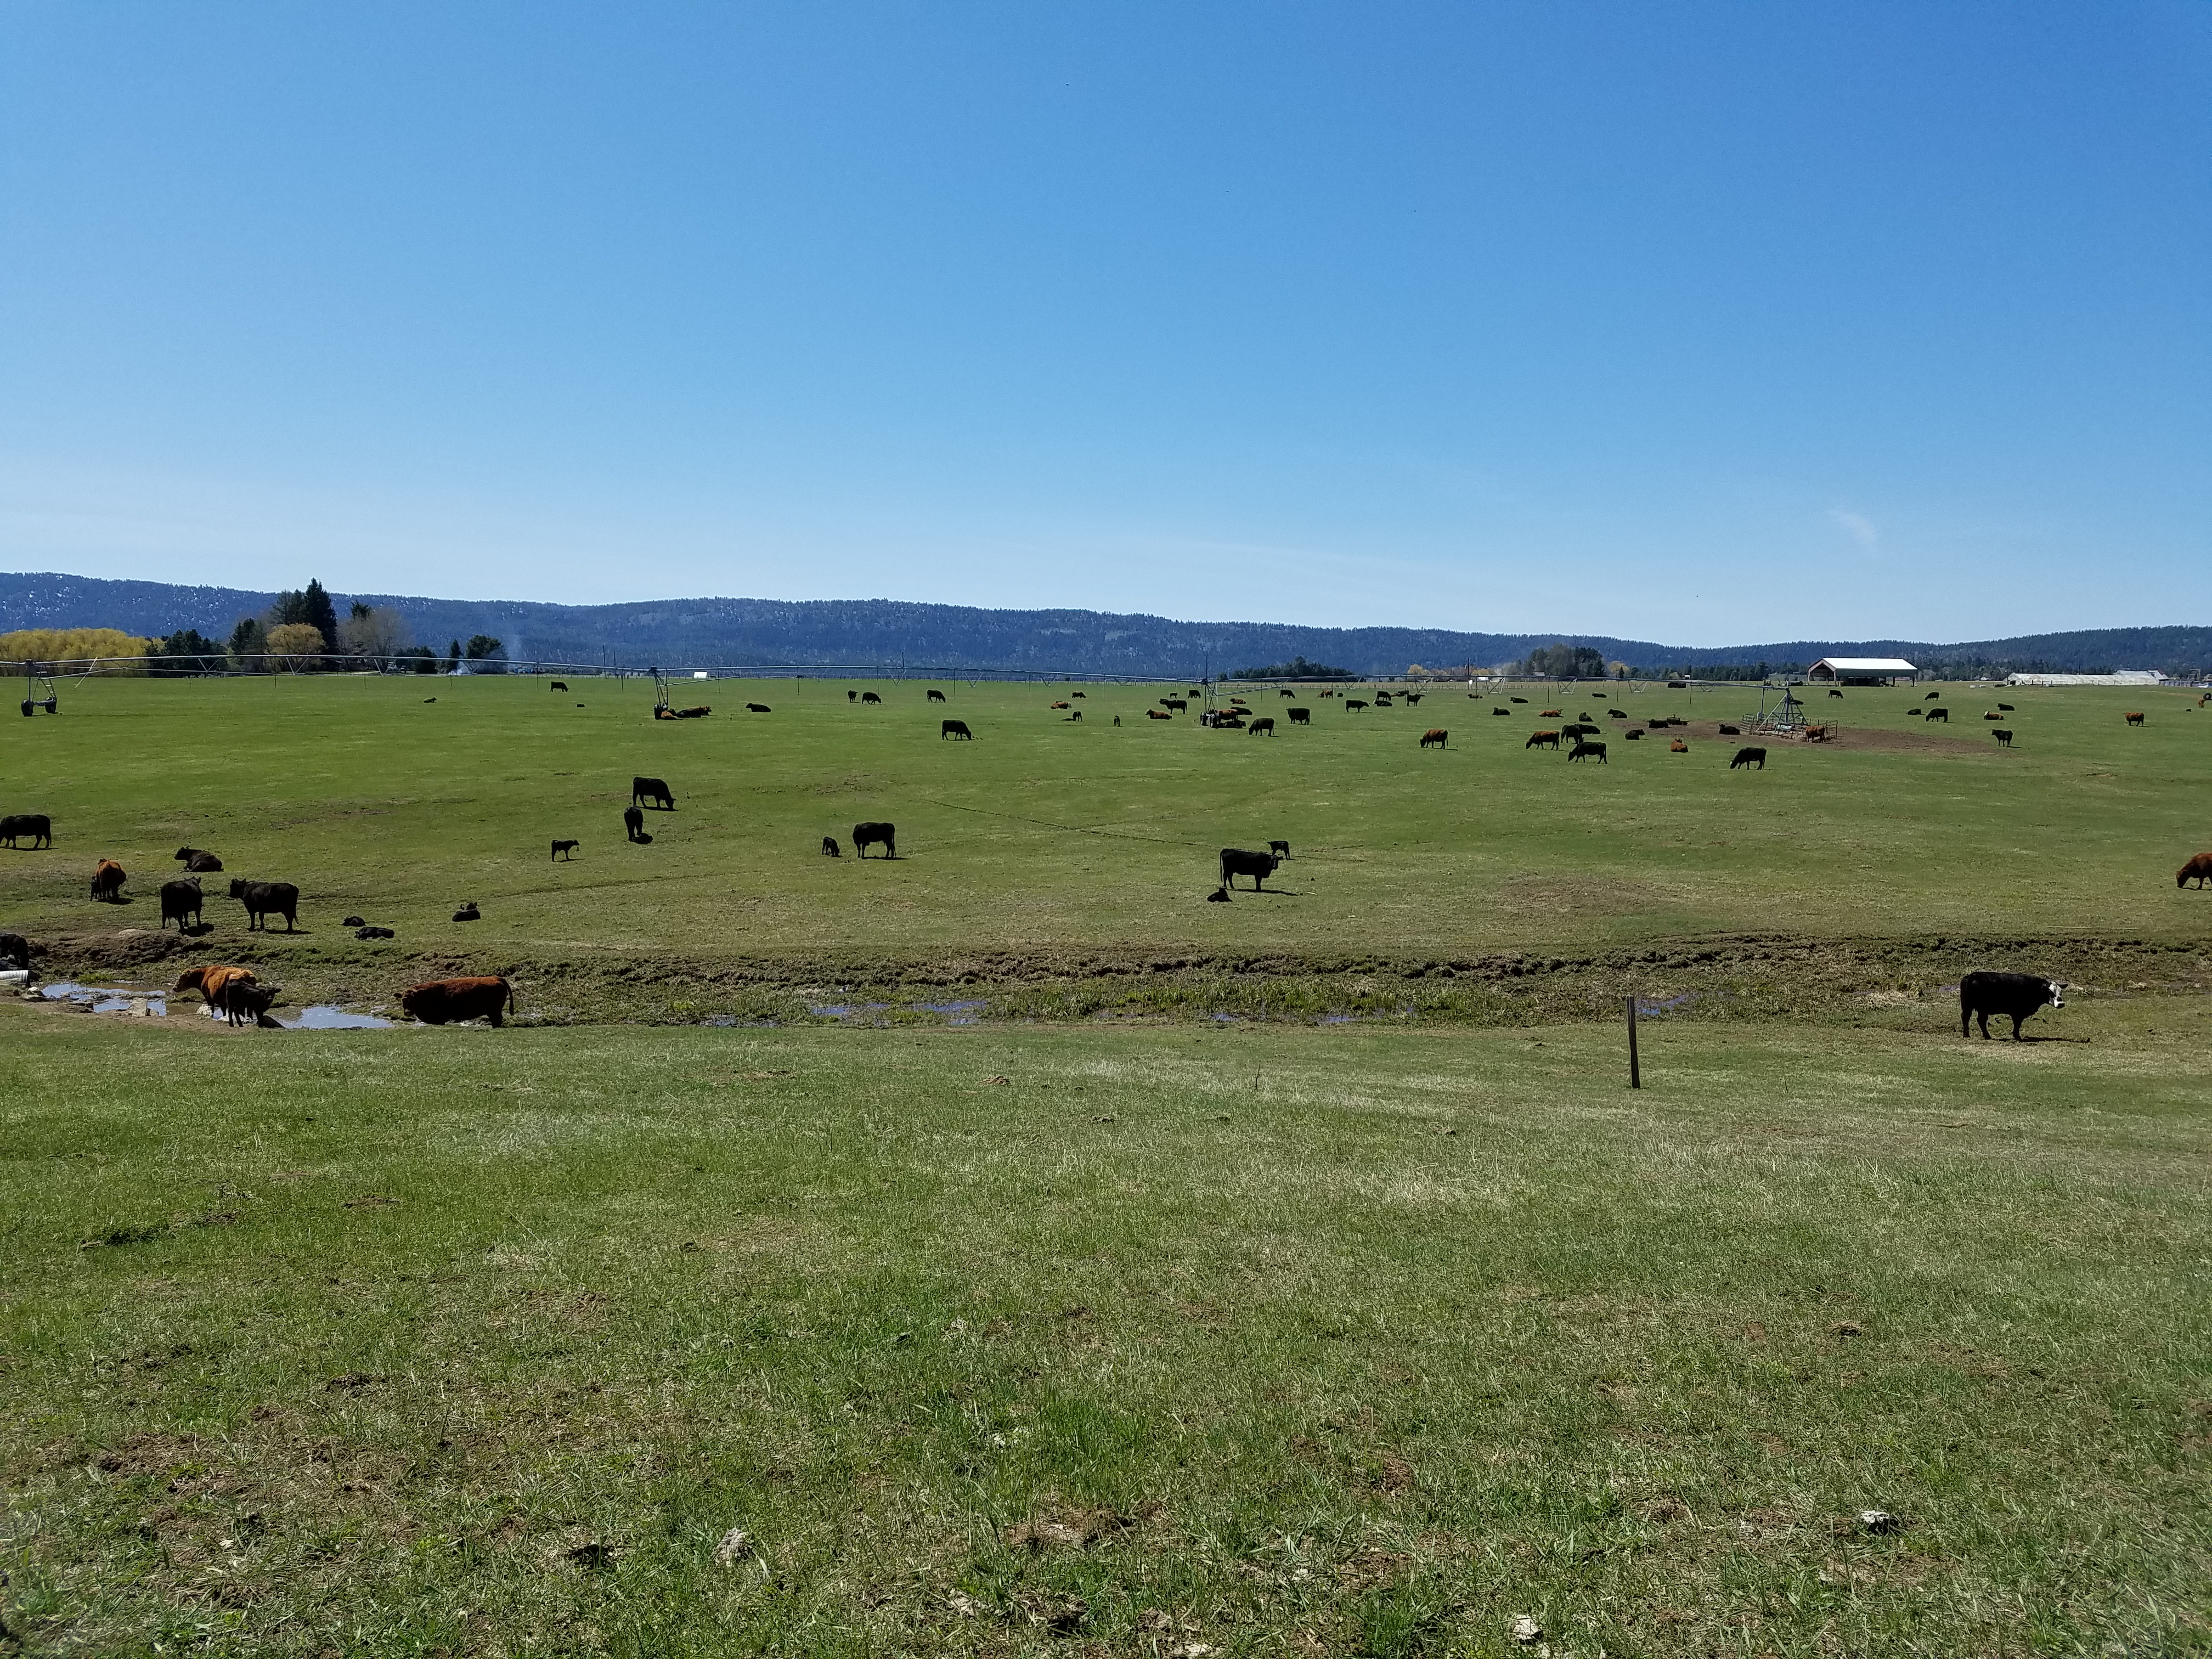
[2,997,2207,1655]
[1,672,2208,1023]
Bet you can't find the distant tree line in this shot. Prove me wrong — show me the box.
[1230,655,1357,680]
[137,580,509,674]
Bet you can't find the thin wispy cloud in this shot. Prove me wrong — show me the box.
[1830,509,1880,552]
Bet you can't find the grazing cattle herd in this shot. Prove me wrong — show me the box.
[2,679,2202,1036]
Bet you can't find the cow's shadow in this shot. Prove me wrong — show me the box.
[1233,886,1301,898]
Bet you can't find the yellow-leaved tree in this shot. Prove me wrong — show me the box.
[264,623,328,668]
[0,629,154,674]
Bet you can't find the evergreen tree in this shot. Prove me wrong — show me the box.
[227,616,265,670]
[301,579,339,647]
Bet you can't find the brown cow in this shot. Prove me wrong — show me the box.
[1419,727,1448,748]
[90,859,126,902]
[1525,729,1560,750]
[2177,853,2212,889]
[2125,711,2145,726]
[402,975,516,1026]
[1804,725,1829,742]
[1540,708,1563,718]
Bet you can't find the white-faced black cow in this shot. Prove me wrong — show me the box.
[1218,847,1279,891]
[1959,971,2064,1040]
[853,821,896,859]
[229,878,299,932]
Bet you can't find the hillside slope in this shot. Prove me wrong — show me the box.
[2,570,2207,676]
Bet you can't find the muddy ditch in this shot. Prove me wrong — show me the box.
[15,926,2211,1031]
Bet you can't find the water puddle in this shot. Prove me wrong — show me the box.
[280,1005,393,1030]
[808,1002,892,1019]
[40,981,167,1016]
[913,998,990,1025]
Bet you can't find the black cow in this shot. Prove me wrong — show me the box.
[1279,688,1296,697]
[1568,740,1607,763]
[853,821,896,859]
[452,902,481,922]
[624,805,648,842]
[822,836,840,857]
[229,878,299,932]
[848,689,857,701]
[343,915,366,927]
[1997,703,2015,711]
[745,702,771,714]
[861,691,882,704]
[1926,708,1948,723]
[1993,729,2013,746]
[0,933,31,969]
[1607,709,1627,719]
[1160,698,1188,712]
[1729,747,1767,769]
[356,925,394,939]
[1491,706,1511,716]
[633,776,675,809]
[1626,729,1643,739]
[1960,971,2064,1040]
[1248,716,1275,735]
[211,976,284,1028]
[1925,691,1940,700]
[1345,699,1369,711]
[927,689,947,702]
[1509,696,1528,703]
[550,681,568,691]
[0,814,52,849]
[1269,839,1290,859]
[551,839,579,860]
[1288,707,1311,724]
[174,846,224,872]
[1404,692,1423,704]
[1219,847,1279,891]
[159,877,202,932]
[1827,688,1844,698]
[941,719,973,740]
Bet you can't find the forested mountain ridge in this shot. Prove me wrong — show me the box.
[3,571,2207,678]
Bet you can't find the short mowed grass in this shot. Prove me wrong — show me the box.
[4,995,2208,1656]
[2,673,2209,970]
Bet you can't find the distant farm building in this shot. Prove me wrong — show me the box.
[1807,657,1917,686]
[2003,671,2166,687]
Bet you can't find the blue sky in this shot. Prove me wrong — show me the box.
[2,2,2205,644]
